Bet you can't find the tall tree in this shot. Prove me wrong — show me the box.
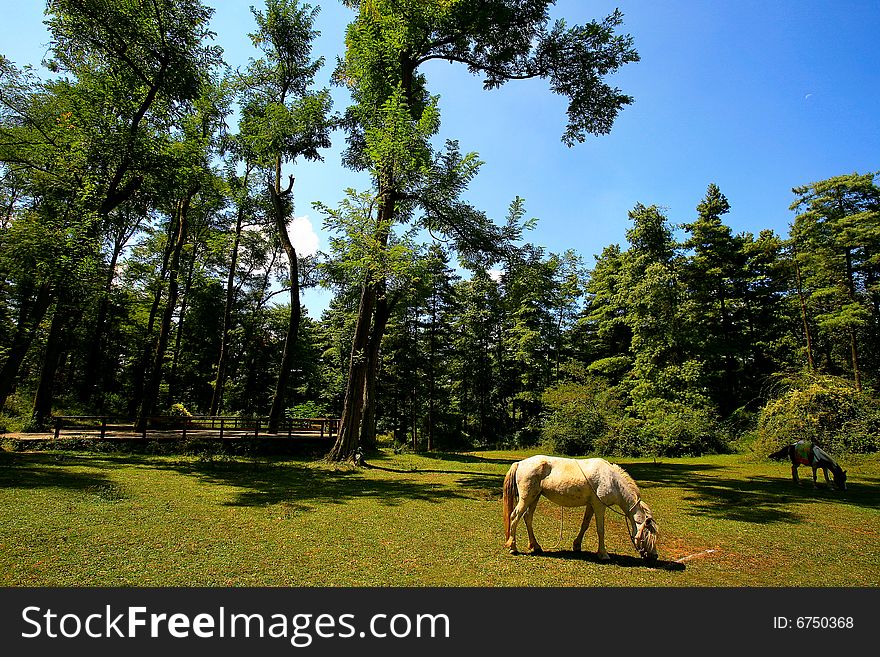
[790,173,880,390]
[237,0,334,433]
[327,0,638,460]
[135,89,226,432]
[681,183,741,414]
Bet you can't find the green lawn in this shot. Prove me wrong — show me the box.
[1,445,878,586]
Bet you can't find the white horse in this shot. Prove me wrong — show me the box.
[503,455,659,561]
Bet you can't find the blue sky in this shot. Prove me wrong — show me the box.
[3,1,879,315]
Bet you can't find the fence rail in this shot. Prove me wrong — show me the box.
[51,415,340,441]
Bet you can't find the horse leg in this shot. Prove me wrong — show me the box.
[812,466,819,488]
[791,463,800,485]
[505,490,538,554]
[820,466,831,487]
[505,500,524,554]
[573,504,594,552]
[523,497,543,553]
[594,507,610,561]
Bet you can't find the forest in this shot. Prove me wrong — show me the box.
[1,0,878,461]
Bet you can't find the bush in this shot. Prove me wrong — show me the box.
[635,399,728,456]
[540,378,620,455]
[755,374,880,455]
[168,403,193,417]
[593,415,644,456]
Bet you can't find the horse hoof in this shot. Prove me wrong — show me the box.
[509,547,519,555]
[529,546,543,555]
[599,553,611,562]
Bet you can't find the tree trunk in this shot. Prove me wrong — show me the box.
[427,290,437,451]
[844,248,862,391]
[358,287,393,449]
[267,174,302,434]
[327,193,396,461]
[793,249,815,371]
[80,234,126,407]
[136,188,197,432]
[209,193,248,416]
[31,302,70,428]
[127,213,178,418]
[167,239,199,406]
[0,282,52,410]
[327,280,377,461]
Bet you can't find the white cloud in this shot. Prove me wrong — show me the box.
[287,215,319,257]
[488,268,503,282]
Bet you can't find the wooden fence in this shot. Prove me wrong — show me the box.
[52,415,340,441]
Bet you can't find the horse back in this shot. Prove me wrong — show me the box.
[811,444,838,469]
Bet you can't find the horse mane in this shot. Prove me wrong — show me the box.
[609,462,640,497]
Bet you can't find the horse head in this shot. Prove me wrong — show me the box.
[832,468,847,491]
[634,503,659,561]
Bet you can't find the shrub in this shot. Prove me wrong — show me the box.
[755,374,880,455]
[635,398,728,457]
[593,415,644,456]
[168,403,193,417]
[540,378,620,455]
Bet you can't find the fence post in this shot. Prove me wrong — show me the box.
[100,417,106,440]
[182,417,187,440]
[254,418,259,438]
[54,417,61,440]
[142,419,147,440]
[219,418,224,440]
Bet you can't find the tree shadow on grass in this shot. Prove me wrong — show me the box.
[620,461,880,524]
[150,458,503,510]
[0,452,115,493]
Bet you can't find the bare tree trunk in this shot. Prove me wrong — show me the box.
[267,174,302,434]
[328,191,397,461]
[167,239,199,406]
[136,187,197,432]
[127,213,177,418]
[31,302,70,428]
[327,280,377,461]
[209,187,249,415]
[82,211,142,407]
[427,290,437,451]
[358,287,393,449]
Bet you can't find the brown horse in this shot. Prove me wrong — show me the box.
[769,440,847,490]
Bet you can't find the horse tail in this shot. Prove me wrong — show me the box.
[503,462,519,540]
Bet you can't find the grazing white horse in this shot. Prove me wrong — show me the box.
[503,455,659,561]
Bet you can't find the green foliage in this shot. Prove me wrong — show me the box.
[168,403,193,417]
[635,399,728,457]
[540,378,615,455]
[755,374,880,454]
[541,378,728,457]
[285,400,329,419]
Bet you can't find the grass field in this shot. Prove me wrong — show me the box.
[1,445,878,586]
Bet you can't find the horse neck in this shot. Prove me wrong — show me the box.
[611,470,641,519]
[814,447,839,470]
